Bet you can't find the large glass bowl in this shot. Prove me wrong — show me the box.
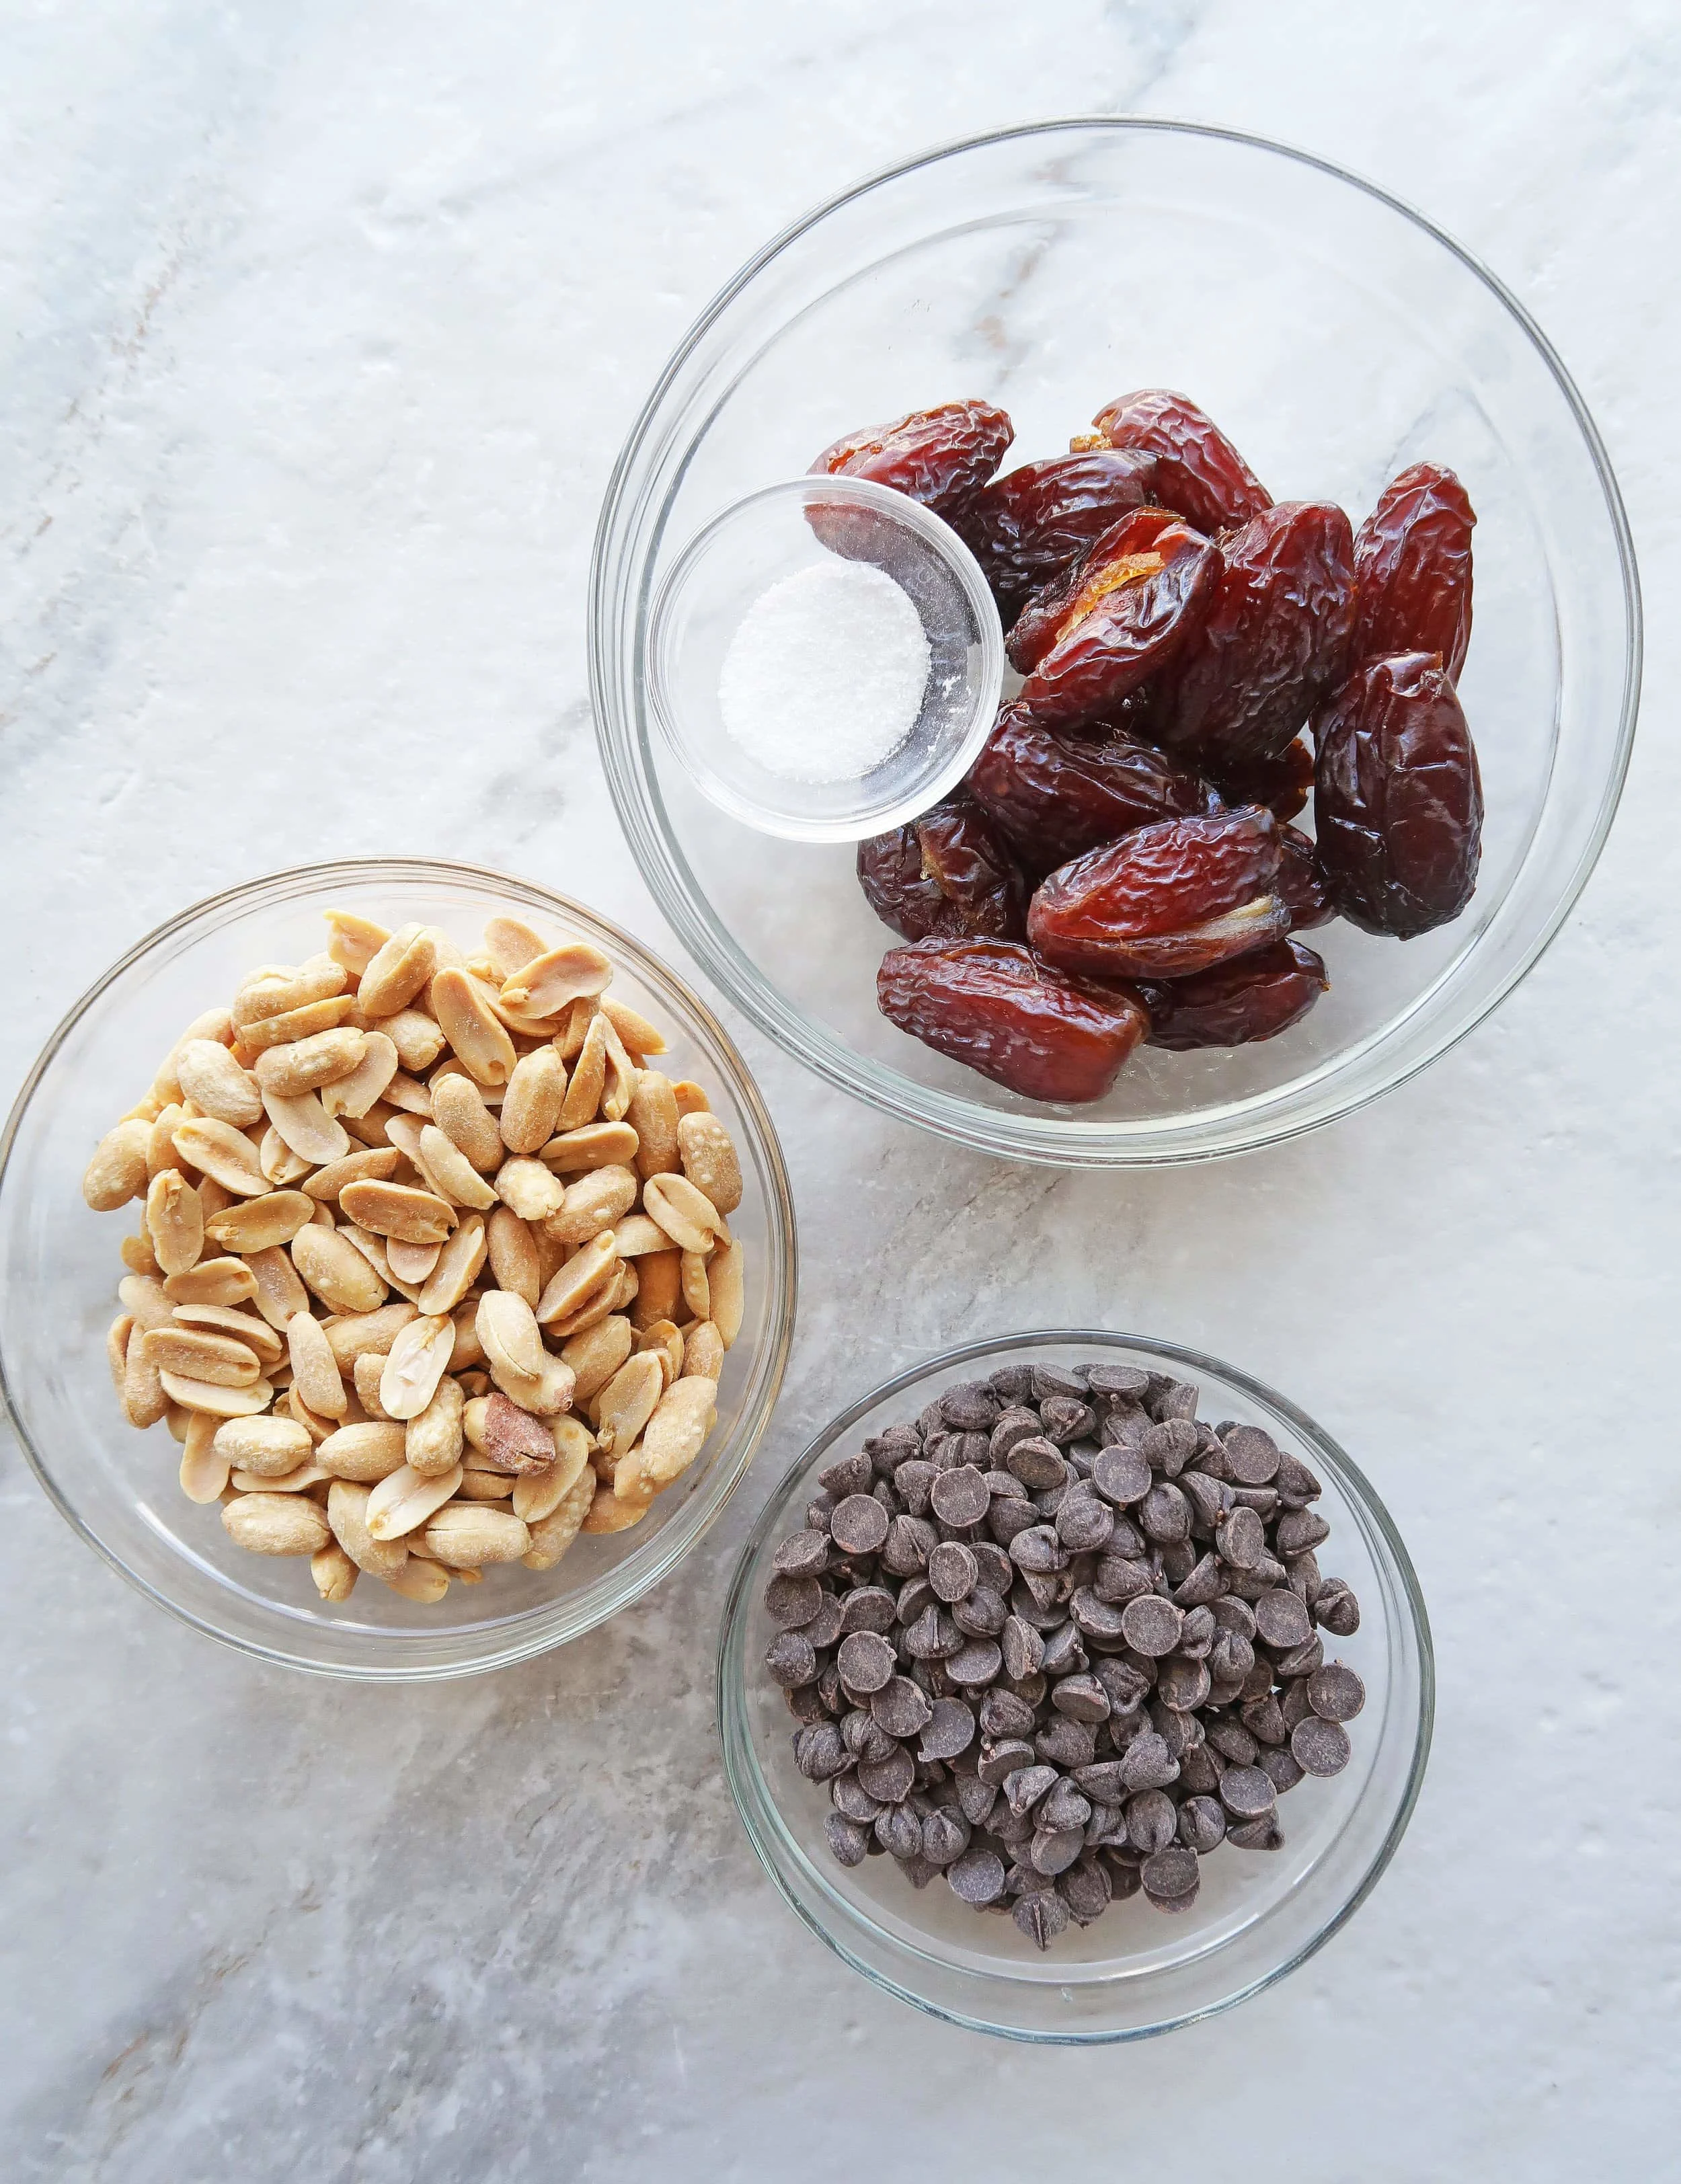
[717,1331,1432,2042]
[592,119,1640,1166]
[0,859,797,1680]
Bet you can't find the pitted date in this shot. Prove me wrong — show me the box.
[1352,463,1476,681]
[1027,807,1287,980]
[1313,652,1483,936]
[1276,823,1333,931]
[857,793,1027,943]
[810,399,1015,523]
[1089,388,1272,535]
[876,939,1150,1103]
[1007,507,1187,672]
[954,448,1160,619]
[966,703,1215,878]
[1140,939,1329,1049]
[1015,517,1220,733]
[1153,501,1355,773]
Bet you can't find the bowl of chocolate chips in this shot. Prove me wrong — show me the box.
[718,1331,1432,2041]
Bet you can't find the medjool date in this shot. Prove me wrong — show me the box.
[857,794,1027,943]
[955,448,1161,619]
[1140,939,1328,1050]
[1352,463,1476,681]
[810,399,1015,524]
[1015,518,1220,733]
[1089,388,1271,535]
[876,939,1149,1103]
[967,703,1214,878]
[1027,808,1287,980]
[1313,652,1483,936]
[1153,501,1356,773]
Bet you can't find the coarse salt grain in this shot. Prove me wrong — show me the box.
[718,559,931,784]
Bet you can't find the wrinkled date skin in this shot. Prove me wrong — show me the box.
[1276,822,1334,931]
[1353,463,1476,682]
[1089,389,1272,536]
[1013,516,1220,733]
[1140,939,1329,1049]
[1028,806,1288,980]
[966,702,1215,878]
[810,399,1015,524]
[877,939,1149,1103]
[1314,652,1483,936]
[1152,501,1356,773]
[857,793,1027,943]
[953,448,1160,619]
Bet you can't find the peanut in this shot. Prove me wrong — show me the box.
[301,1146,401,1202]
[146,1169,204,1277]
[366,1460,464,1540]
[321,1030,399,1119]
[431,968,517,1085]
[418,1124,499,1210]
[498,941,612,1020]
[549,1164,637,1245]
[417,1214,487,1315]
[310,1540,360,1601]
[494,1157,565,1222]
[287,1311,348,1418]
[540,1120,639,1173]
[485,1207,539,1308]
[627,1070,679,1179]
[601,995,666,1058]
[292,1224,388,1314]
[317,1421,409,1483]
[245,1245,311,1328]
[379,1314,457,1420]
[676,1111,743,1215]
[421,1504,530,1568]
[159,1370,274,1417]
[174,1040,265,1127]
[405,1372,465,1478]
[224,1493,332,1557]
[338,1178,456,1245]
[522,1465,596,1567]
[326,1478,409,1576]
[356,924,438,1018]
[581,1479,648,1535]
[205,1190,315,1253]
[561,1313,633,1403]
[173,1116,271,1196]
[641,1172,721,1255]
[323,909,389,977]
[232,955,348,1029]
[432,1072,505,1171]
[262,1087,350,1167]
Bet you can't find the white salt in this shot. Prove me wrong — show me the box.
[717,559,931,784]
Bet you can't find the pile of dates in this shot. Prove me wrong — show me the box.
[818,391,1483,1103]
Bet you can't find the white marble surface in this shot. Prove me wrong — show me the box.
[1,3,1675,2176]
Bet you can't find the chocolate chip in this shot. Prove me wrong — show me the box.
[1218,1766,1277,1820]
[793,1721,849,1779]
[1000,1615,1044,1682]
[1276,1506,1331,1556]
[1091,1445,1152,1506]
[918,1697,977,1762]
[772,1530,830,1577]
[764,1573,823,1628]
[1307,1662,1366,1721]
[921,1807,971,1867]
[1142,1419,1200,1477]
[1010,1525,1066,1576]
[891,1462,935,1517]
[1253,1588,1312,1650]
[804,1593,846,1651]
[1039,1395,1096,1444]
[1138,1481,1191,1544]
[1058,1855,1113,1924]
[1315,1580,1362,1636]
[883,1514,937,1575]
[1070,1588,1130,1643]
[1140,1845,1201,1901]
[1035,1716,1096,1768]
[904,1604,961,1660]
[836,1629,896,1694]
[872,1676,934,1740]
[826,1814,869,1866]
[1241,1693,1287,1747]
[1013,1890,1070,1949]
[1216,1504,1266,1569]
[1030,1827,1085,1876]
[1120,1594,1183,1658]
[1274,1450,1323,1505]
[1226,1816,1285,1850]
[947,1639,1004,1688]
[952,1583,1007,1638]
[857,1744,916,1804]
[1046,1672,1107,1725]
[1119,1731,1179,1795]
[930,1464,990,1529]
[949,1846,1007,1904]
[927,1539,979,1602]
[1156,1655,1211,1712]
[1291,1715,1352,1776]
[939,1380,1000,1432]
[1177,1794,1226,1853]
[1005,1763,1058,1818]
[1221,1424,1281,1485]
[1125,1789,1178,1855]
[1086,1364,1150,1401]
[765,1631,817,1687]
[957,1775,999,1828]
[875,1803,923,1860]
[1056,1491,1115,1553]
[1257,1746,1304,1795]
[1093,1555,1153,1605]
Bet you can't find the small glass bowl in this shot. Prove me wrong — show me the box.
[646,475,1004,842]
[0,859,797,1680]
[593,118,1641,1165]
[717,1330,1432,2043]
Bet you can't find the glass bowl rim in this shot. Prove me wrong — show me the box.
[590,113,1643,1169]
[0,854,799,1681]
[648,474,1007,843]
[716,1324,1436,2043]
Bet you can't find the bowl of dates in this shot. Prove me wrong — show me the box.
[717,1331,1432,2041]
[593,119,1638,1165]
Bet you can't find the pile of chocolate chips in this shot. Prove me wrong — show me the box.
[763,1359,1365,1949]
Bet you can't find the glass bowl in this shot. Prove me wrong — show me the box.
[0,859,797,1680]
[717,1330,1432,2042]
[648,476,1004,841]
[592,118,1641,1166]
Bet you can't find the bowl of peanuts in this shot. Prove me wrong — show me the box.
[0,858,796,1678]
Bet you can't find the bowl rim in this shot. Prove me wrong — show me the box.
[0,855,799,1680]
[716,1325,1436,2043]
[590,114,1643,1168]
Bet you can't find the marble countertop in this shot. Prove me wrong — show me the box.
[3,4,1675,2177]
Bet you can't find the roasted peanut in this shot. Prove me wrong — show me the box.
[356,925,438,1019]
[405,1372,465,1478]
[327,1478,409,1576]
[418,1124,499,1211]
[286,1311,348,1419]
[292,1224,387,1314]
[430,1072,504,1171]
[224,1493,332,1557]
[499,1047,568,1155]
[174,1041,265,1127]
[146,1169,204,1277]
[421,1504,530,1568]
[317,1421,409,1483]
[338,1178,456,1245]
[485,1207,540,1308]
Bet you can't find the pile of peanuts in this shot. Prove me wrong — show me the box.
[81,908,747,1605]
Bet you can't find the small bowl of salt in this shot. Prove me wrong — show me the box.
[643,475,1004,843]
